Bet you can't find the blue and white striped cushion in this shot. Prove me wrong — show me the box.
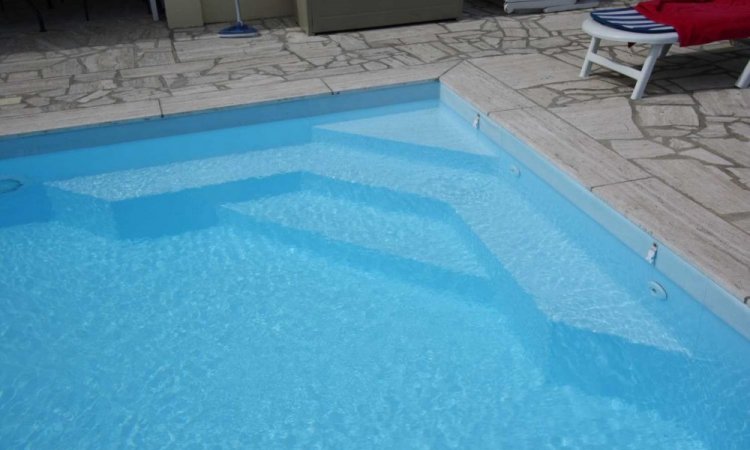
[591,7,675,34]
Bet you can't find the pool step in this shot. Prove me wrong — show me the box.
[310,128,500,176]
[218,178,555,366]
[450,188,688,354]
[219,179,489,280]
[46,173,302,240]
[314,110,687,350]
[43,138,502,240]
[42,137,683,354]
[314,106,500,158]
[223,207,497,300]
[542,320,749,445]
[44,131,500,207]
[0,182,52,229]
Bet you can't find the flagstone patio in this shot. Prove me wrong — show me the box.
[1,0,749,312]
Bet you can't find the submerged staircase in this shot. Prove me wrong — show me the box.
[34,107,687,357]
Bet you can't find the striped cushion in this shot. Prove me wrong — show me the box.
[591,7,675,34]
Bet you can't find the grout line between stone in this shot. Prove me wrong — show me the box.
[319,78,335,94]
[589,175,655,191]
[438,60,463,77]
[484,105,536,116]
[464,58,516,90]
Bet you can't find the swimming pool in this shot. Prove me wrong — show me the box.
[1,83,749,448]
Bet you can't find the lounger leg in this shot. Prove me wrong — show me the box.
[659,44,672,58]
[580,36,601,78]
[737,60,750,89]
[631,44,664,100]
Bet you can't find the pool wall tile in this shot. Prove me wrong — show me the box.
[653,245,710,304]
[438,84,484,125]
[699,279,750,341]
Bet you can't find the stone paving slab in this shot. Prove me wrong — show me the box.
[636,104,700,127]
[287,64,364,81]
[0,57,67,74]
[323,61,458,93]
[636,158,750,216]
[610,139,674,159]
[551,97,643,140]
[697,138,750,167]
[694,89,750,117]
[119,60,215,79]
[2,76,71,96]
[471,53,582,89]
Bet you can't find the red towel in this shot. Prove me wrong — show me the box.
[635,0,750,46]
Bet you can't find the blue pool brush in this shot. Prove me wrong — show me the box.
[218,0,259,38]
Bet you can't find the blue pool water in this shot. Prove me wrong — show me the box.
[1,87,749,448]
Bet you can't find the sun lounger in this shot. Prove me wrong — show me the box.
[580,6,750,99]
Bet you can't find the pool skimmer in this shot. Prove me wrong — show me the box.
[648,281,667,300]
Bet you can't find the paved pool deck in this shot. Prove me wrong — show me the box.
[1,1,749,315]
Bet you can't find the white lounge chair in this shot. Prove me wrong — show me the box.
[580,9,750,100]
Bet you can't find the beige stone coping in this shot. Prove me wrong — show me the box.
[160,78,331,116]
[0,100,162,137]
